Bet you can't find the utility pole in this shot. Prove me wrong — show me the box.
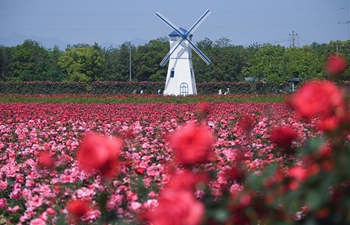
[337,22,342,56]
[289,30,297,47]
[341,6,349,40]
[129,41,132,82]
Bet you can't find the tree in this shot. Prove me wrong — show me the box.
[0,46,12,81]
[192,38,214,82]
[114,42,134,82]
[42,46,68,81]
[100,46,121,81]
[242,44,286,84]
[9,39,49,81]
[132,38,168,82]
[209,41,251,82]
[214,37,232,48]
[58,46,105,82]
[310,42,329,60]
[339,40,350,79]
[283,46,323,81]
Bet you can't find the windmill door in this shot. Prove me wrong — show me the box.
[180,82,189,95]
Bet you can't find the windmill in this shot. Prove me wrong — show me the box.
[156,9,211,95]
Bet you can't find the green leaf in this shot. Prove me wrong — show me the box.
[56,214,67,225]
[299,136,326,155]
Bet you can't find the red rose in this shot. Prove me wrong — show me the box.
[197,102,211,118]
[288,166,307,181]
[289,81,345,119]
[317,116,340,132]
[270,126,298,148]
[238,116,254,133]
[166,170,208,192]
[326,54,347,76]
[77,132,123,179]
[168,123,215,165]
[37,151,55,168]
[66,199,92,222]
[224,165,246,183]
[142,188,204,225]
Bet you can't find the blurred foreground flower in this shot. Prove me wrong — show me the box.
[77,132,123,179]
[270,126,298,149]
[197,102,211,119]
[238,116,254,133]
[37,151,55,169]
[168,123,215,165]
[66,199,92,222]
[289,80,345,120]
[325,54,347,76]
[141,188,204,225]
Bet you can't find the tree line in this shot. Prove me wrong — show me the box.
[0,37,349,84]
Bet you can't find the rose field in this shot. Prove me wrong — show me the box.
[0,55,349,225]
[0,94,346,225]
[0,101,305,223]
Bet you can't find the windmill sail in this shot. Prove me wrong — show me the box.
[155,9,211,95]
[156,12,184,37]
[155,10,211,65]
[187,40,211,65]
[186,9,211,37]
[160,38,185,66]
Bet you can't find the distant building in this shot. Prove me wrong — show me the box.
[286,78,303,92]
[244,77,257,82]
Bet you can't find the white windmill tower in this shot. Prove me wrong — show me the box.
[156,9,212,95]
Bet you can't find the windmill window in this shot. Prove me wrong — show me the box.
[170,68,175,78]
[190,69,193,78]
[180,82,189,95]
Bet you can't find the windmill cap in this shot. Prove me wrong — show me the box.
[169,28,193,37]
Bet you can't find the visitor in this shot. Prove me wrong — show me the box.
[224,88,230,95]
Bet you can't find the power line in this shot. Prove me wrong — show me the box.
[297,34,311,45]
[241,38,290,46]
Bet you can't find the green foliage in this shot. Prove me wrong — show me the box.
[193,38,214,82]
[0,81,305,95]
[9,40,49,81]
[58,46,105,82]
[44,46,68,81]
[0,93,286,104]
[243,44,286,84]
[0,39,349,84]
[90,81,164,94]
[283,46,323,80]
[132,38,168,82]
[0,82,87,94]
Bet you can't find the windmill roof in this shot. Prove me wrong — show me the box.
[169,27,193,37]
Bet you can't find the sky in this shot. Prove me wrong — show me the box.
[0,0,349,47]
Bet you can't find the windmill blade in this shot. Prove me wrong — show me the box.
[156,12,184,37]
[185,9,211,36]
[187,39,211,65]
[159,38,185,66]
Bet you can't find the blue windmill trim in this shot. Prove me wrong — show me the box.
[169,28,193,37]
[156,10,211,66]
